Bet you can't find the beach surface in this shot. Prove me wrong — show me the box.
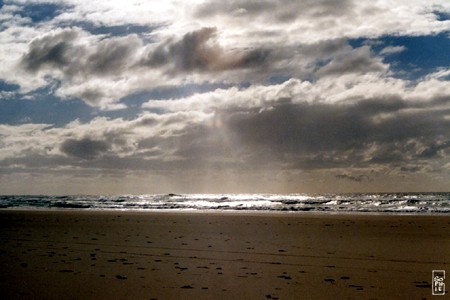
[0,210,449,299]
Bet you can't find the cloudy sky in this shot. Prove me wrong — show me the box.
[0,0,449,194]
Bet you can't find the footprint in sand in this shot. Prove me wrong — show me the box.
[59,269,74,273]
[181,285,193,289]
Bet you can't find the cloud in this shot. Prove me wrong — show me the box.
[20,27,144,77]
[336,174,370,182]
[0,109,215,168]
[417,140,450,159]
[380,45,406,56]
[20,28,81,72]
[60,137,110,159]
[227,98,449,153]
[15,26,273,109]
[85,35,142,76]
[315,46,387,77]
[2,0,448,111]
[191,0,450,46]
[16,27,146,108]
[0,0,449,192]
[194,0,355,23]
[142,27,271,73]
[142,74,450,175]
[0,78,449,192]
[49,0,180,28]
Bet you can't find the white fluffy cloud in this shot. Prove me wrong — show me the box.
[142,71,450,114]
[1,0,449,109]
[0,110,213,162]
[191,0,450,45]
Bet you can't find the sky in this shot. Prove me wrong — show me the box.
[0,0,449,194]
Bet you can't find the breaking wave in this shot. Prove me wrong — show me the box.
[0,193,449,214]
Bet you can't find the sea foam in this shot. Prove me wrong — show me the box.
[0,193,449,213]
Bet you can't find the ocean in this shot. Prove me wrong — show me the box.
[0,193,449,213]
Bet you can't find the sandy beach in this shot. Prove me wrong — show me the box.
[0,210,448,299]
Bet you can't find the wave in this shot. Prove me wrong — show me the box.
[0,193,449,214]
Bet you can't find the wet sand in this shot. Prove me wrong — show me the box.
[0,210,449,299]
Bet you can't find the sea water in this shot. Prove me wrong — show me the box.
[0,193,449,213]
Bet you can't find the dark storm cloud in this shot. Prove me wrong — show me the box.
[85,36,141,75]
[21,29,80,72]
[229,102,369,152]
[240,48,272,68]
[146,27,218,71]
[21,26,269,86]
[143,27,271,73]
[227,98,450,169]
[60,137,110,160]
[20,28,141,77]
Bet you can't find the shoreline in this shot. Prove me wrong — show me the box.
[1,208,450,217]
[1,210,449,299]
